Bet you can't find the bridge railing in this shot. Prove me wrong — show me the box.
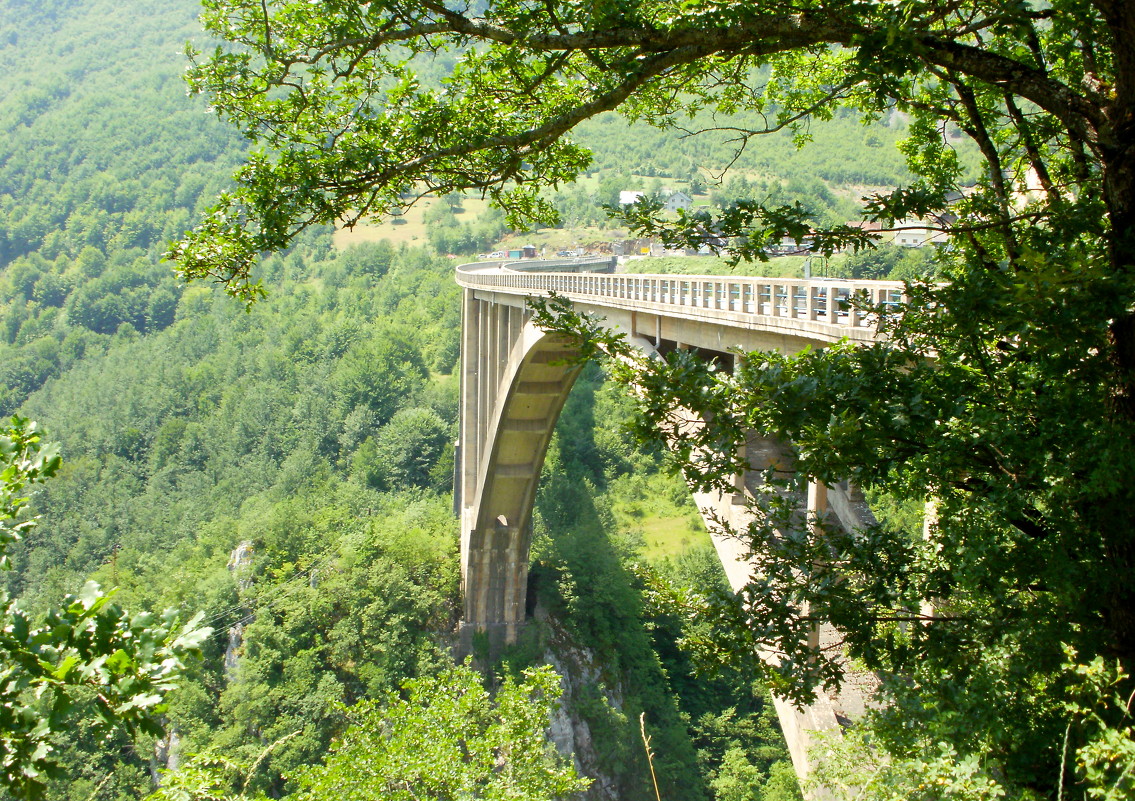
[457,264,909,330]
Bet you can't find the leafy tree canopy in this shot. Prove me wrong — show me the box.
[0,417,210,799]
[176,0,1131,301]
[177,0,1135,797]
[147,663,588,801]
[294,662,589,801]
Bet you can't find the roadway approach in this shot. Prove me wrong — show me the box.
[455,257,907,789]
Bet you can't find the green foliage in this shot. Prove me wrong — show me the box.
[529,375,704,799]
[336,241,394,278]
[147,753,251,801]
[533,243,1135,796]
[0,416,210,800]
[23,2,1132,799]
[807,653,1132,800]
[295,663,589,801]
[645,548,800,801]
[616,195,876,265]
[169,0,974,296]
[1,3,814,799]
[834,243,938,281]
[528,366,799,801]
[151,665,587,801]
[621,255,806,278]
[5,241,464,795]
[334,331,428,421]
[0,416,60,562]
[809,729,1010,801]
[177,1,1105,795]
[0,0,242,415]
[146,734,302,801]
[367,407,451,490]
[1064,653,1135,800]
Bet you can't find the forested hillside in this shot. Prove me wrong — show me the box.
[0,0,246,415]
[0,1,942,799]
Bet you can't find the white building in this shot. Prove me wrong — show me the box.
[663,191,693,212]
[891,218,948,248]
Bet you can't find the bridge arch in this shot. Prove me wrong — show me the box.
[458,291,676,634]
[459,314,583,646]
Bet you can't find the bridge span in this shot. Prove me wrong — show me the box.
[455,258,905,785]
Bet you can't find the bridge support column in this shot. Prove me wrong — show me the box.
[733,354,748,502]
[746,432,799,502]
[461,519,531,653]
[805,480,829,657]
[697,434,842,793]
[458,287,584,653]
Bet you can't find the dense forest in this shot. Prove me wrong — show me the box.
[0,1,953,799]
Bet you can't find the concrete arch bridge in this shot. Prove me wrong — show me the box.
[455,257,906,782]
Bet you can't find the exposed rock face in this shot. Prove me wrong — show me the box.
[541,615,623,801]
[151,729,181,783]
[227,540,255,586]
[224,540,254,680]
[153,543,255,782]
[223,619,245,679]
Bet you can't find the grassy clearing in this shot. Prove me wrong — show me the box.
[628,509,713,562]
[333,196,492,249]
[332,178,718,254]
[609,470,713,561]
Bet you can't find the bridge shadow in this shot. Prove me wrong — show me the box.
[503,363,708,801]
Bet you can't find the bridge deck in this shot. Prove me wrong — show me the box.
[457,260,906,348]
